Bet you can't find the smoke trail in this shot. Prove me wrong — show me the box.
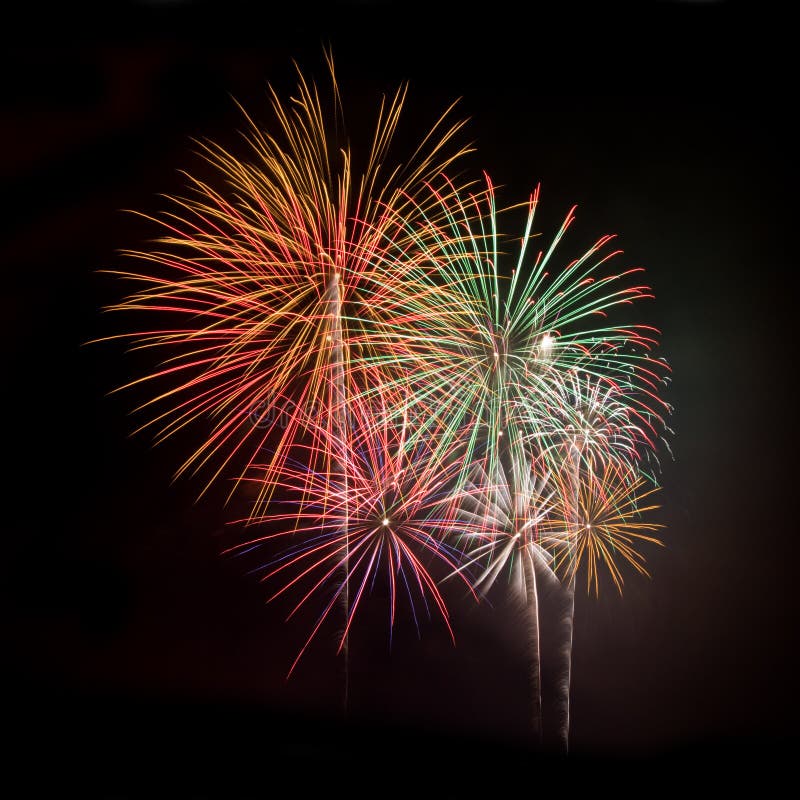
[556,573,576,752]
[327,270,350,712]
[556,445,581,752]
[522,548,543,743]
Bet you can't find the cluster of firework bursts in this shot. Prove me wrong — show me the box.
[102,57,672,749]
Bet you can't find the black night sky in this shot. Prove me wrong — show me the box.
[5,1,797,794]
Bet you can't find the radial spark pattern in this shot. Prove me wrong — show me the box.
[102,56,472,511]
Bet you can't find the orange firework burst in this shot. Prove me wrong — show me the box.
[543,464,664,595]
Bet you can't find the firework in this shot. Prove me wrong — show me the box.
[541,454,664,750]
[97,54,478,712]
[375,173,671,749]
[534,370,658,478]
[228,398,481,676]
[100,54,472,511]
[544,462,664,596]
[448,452,558,742]
[98,52,672,744]
[369,174,670,494]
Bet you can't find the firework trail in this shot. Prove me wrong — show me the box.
[448,452,558,742]
[557,444,580,754]
[326,269,351,705]
[228,394,481,677]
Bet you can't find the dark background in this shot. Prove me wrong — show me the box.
[4,0,796,793]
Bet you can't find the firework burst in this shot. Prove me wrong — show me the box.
[100,54,472,512]
[371,172,672,749]
[533,369,659,478]
[544,463,664,596]
[228,399,481,676]
[97,53,673,746]
[448,452,558,741]
[369,174,670,492]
